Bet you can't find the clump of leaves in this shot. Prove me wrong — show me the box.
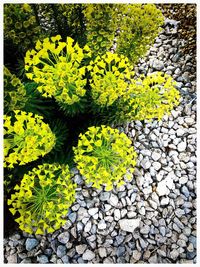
[73,125,137,191]
[7,163,76,234]
[4,110,56,168]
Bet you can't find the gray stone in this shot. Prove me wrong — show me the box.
[160,197,169,206]
[109,194,118,206]
[20,258,32,263]
[98,247,107,258]
[181,186,190,198]
[152,151,161,161]
[7,254,18,263]
[151,59,164,70]
[132,250,142,261]
[148,254,158,263]
[140,225,150,234]
[116,246,126,257]
[98,220,107,230]
[82,249,95,261]
[88,207,98,216]
[160,226,166,236]
[141,158,151,169]
[25,238,39,251]
[58,232,70,244]
[177,141,187,152]
[152,162,161,171]
[119,218,140,232]
[114,209,121,221]
[156,180,170,196]
[176,128,185,137]
[68,212,77,223]
[61,255,69,263]
[75,244,87,255]
[84,221,92,232]
[57,245,66,258]
[100,192,110,201]
[170,249,179,260]
[37,255,49,264]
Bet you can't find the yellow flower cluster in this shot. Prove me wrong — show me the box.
[4,110,56,168]
[88,52,135,107]
[117,4,164,64]
[4,67,28,113]
[25,35,91,106]
[117,72,180,122]
[7,163,76,235]
[4,4,42,49]
[73,125,137,191]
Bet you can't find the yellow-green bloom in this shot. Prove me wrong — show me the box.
[7,163,76,234]
[4,67,28,114]
[88,52,134,107]
[116,72,180,123]
[25,35,91,112]
[4,110,56,168]
[73,125,137,191]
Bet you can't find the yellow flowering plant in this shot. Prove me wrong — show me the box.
[4,67,28,114]
[88,52,135,109]
[73,125,137,191]
[25,35,91,116]
[110,72,180,124]
[4,110,56,168]
[7,163,76,235]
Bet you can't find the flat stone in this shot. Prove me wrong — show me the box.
[176,128,185,137]
[61,255,69,263]
[75,244,87,255]
[148,254,158,263]
[82,249,95,261]
[119,218,140,233]
[116,246,126,257]
[98,220,107,230]
[58,232,70,244]
[25,238,39,251]
[37,255,49,264]
[114,209,121,221]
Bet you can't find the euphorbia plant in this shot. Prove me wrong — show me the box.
[73,125,137,191]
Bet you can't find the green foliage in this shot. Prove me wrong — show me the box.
[7,163,76,235]
[88,52,135,109]
[73,125,137,191]
[25,35,91,116]
[4,4,43,52]
[83,4,119,56]
[4,67,28,114]
[116,4,164,64]
[108,72,180,125]
[4,110,56,168]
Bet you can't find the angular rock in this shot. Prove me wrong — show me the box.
[25,238,39,252]
[75,244,87,255]
[58,232,70,244]
[37,254,49,264]
[82,249,95,261]
[119,218,140,232]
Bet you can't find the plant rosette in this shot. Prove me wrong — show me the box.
[8,163,77,235]
[73,125,137,191]
[115,72,180,123]
[25,35,91,115]
[4,110,56,168]
[88,52,135,109]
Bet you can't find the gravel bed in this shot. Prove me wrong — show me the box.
[4,17,196,264]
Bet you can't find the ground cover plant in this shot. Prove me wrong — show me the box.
[4,3,180,236]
